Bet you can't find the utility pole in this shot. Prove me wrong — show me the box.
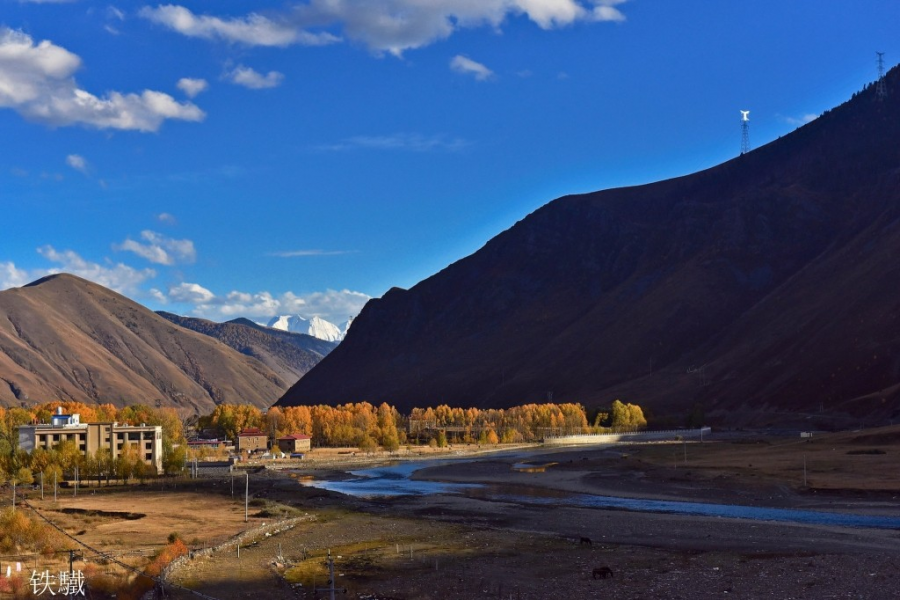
[244,473,249,523]
[315,551,346,600]
[40,471,44,501]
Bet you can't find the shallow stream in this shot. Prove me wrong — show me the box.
[300,457,900,530]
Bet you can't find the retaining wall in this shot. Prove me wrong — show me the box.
[543,427,711,446]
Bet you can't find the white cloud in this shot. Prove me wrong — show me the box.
[19,246,157,295]
[156,212,177,225]
[113,230,196,265]
[168,282,215,303]
[65,153,88,173]
[591,0,627,22]
[141,1,627,56]
[224,65,284,89]
[149,288,168,304]
[167,284,370,323]
[0,262,30,289]
[317,132,469,152]
[176,77,208,98]
[781,113,818,126]
[450,55,494,81]
[140,5,340,47]
[0,27,205,131]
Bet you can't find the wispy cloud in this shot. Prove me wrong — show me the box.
[317,132,469,152]
[140,1,627,57]
[65,153,88,174]
[113,230,196,265]
[177,77,208,98]
[0,28,205,132]
[156,212,177,225]
[780,113,819,126]
[450,55,494,81]
[140,5,340,47]
[224,65,284,89]
[268,249,356,257]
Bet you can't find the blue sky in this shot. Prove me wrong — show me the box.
[1,1,898,324]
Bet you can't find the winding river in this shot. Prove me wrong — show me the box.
[300,457,900,530]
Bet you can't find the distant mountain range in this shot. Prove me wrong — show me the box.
[278,66,900,429]
[0,274,321,412]
[266,315,353,342]
[157,312,335,381]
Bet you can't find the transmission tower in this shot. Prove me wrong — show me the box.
[876,52,887,100]
[740,110,750,155]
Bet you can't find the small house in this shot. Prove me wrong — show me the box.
[277,433,312,454]
[237,428,268,453]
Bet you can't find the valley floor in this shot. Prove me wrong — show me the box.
[7,429,900,599]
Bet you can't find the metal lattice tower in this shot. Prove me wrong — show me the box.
[876,52,887,100]
[740,110,750,155]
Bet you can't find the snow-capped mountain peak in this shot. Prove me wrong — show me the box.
[266,314,346,342]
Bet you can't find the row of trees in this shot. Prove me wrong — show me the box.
[199,400,647,449]
[0,399,648,482]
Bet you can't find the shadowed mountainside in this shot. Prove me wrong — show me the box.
[0,274,287,412]
[279,67,900,428]
[157,312,334,383]
[225,317,337,357]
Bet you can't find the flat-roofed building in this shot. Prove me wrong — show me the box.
[237,428,268,453]
[18,409,163,474]
[277,433,312,454]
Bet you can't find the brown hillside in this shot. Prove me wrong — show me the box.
[0,274,285,412]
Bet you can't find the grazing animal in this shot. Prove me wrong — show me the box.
[592,566,614,580]
[579,537,592,546]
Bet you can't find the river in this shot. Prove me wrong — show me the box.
[299,455,900,530]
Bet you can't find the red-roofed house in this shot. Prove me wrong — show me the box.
[237,428,268,453]
[277,433,312,454]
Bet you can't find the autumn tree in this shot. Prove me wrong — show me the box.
[609,400,647,430]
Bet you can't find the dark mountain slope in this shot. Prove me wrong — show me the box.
[157,312,330,383]
[279,69,900,428]
[224,317,337,358]
[0,274,286,412]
